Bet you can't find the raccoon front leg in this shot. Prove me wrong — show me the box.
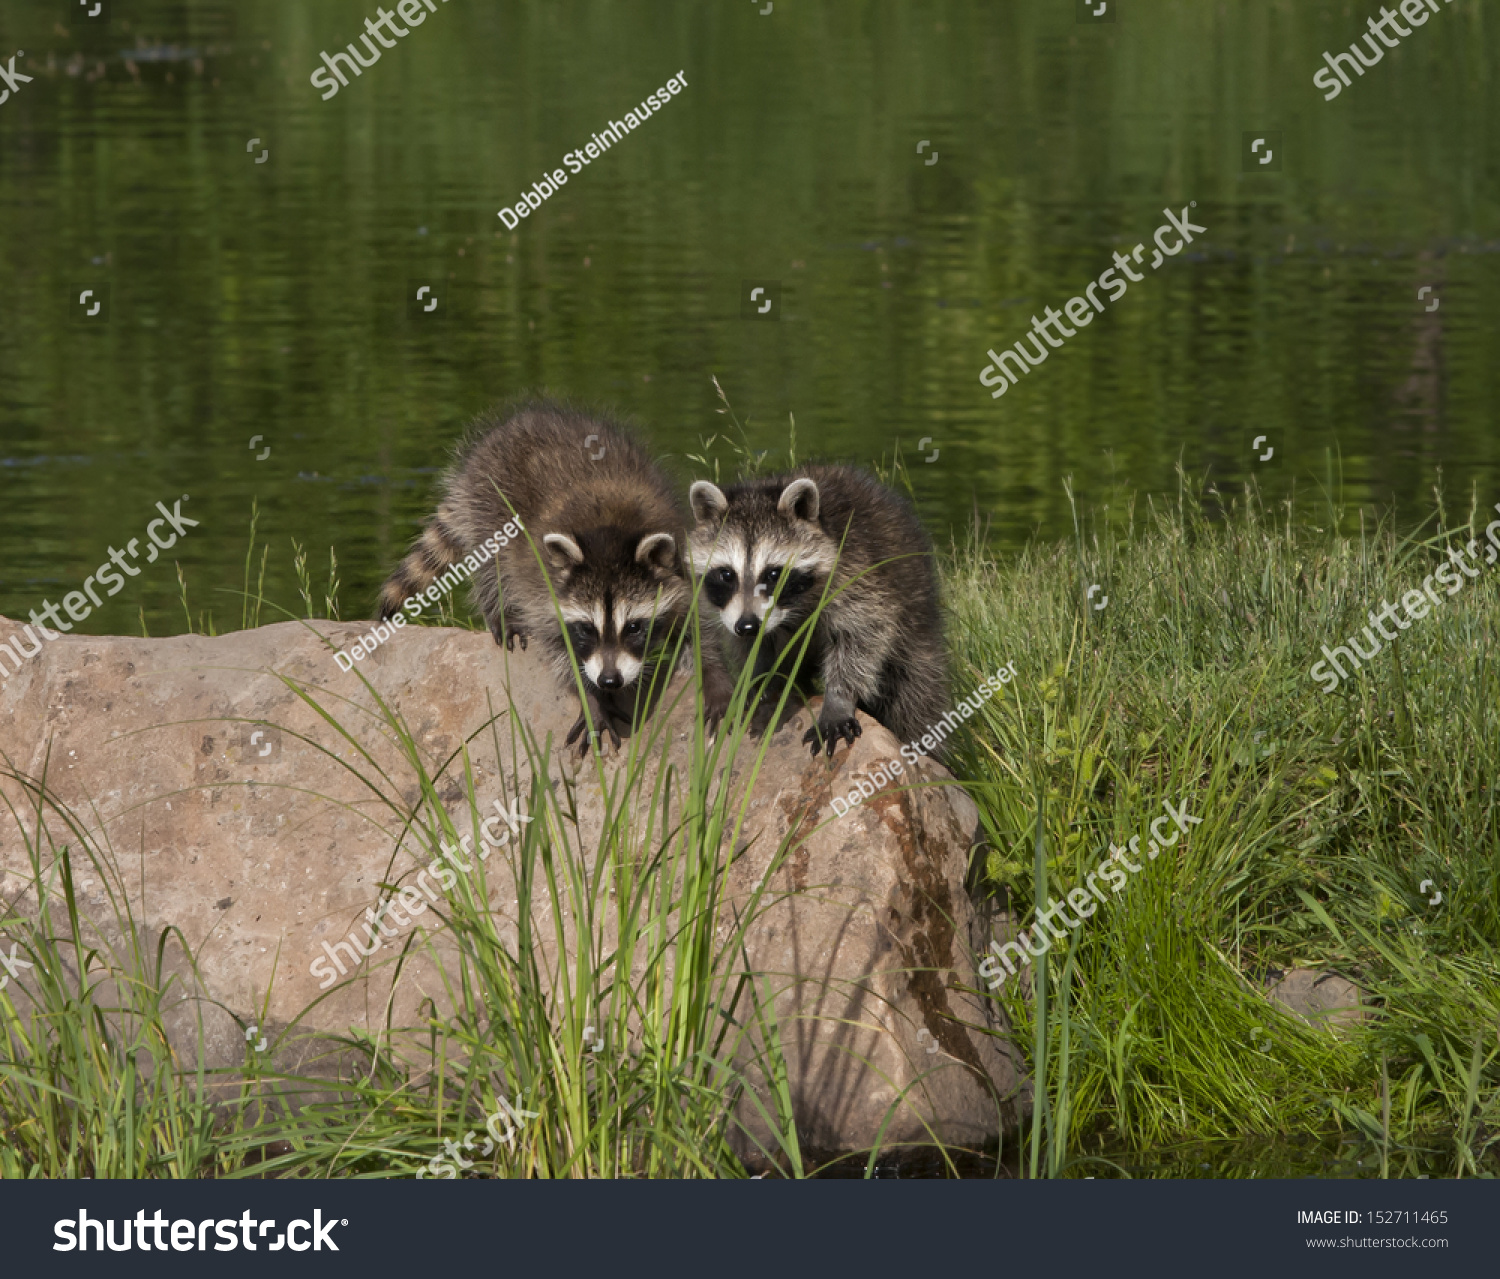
[803,697,861,758]
[727,628,783,732]
[477,573,527,650]
[876,650,952,763]
[803,626,884,759]
[748,636,795,733]
[487,608,529,651]
[564,687,626,755]
[747,627,782,702]
[699,640,734,734]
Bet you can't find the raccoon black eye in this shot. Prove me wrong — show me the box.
[763,567,782,586]
[711,568,737,588]
[622,620,645,637]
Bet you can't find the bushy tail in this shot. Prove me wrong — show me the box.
[378,505,469,620]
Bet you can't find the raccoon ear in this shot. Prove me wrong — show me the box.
[636,532,678,575]
[777,477,820,524]
[542,533,585,568]
[689,481,728,524]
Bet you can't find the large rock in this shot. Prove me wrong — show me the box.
[0,614,1026,1162]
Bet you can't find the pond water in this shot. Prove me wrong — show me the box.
[3,0,1497,636]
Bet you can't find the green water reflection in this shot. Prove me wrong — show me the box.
[1,0,1497,629]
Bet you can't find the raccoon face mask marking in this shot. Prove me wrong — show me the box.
[569,601,660,691]
[691,481,828,638]
[755,562,817,633]
[700,548,819,636]
[551,531,687,692]
[701,562,744,634]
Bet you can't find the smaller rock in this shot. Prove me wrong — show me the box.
[1266,969,1364,1030]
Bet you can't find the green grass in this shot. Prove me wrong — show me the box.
[4,449,1498,1178]
[946,462,1500,1177]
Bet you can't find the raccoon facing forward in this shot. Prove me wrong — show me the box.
[380,401,730,754]
[688,465,950,759]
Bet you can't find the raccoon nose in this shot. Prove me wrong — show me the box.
[597,671,623,691]
[734,616,760,638]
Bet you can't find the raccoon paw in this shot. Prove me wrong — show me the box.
[566,712,622,756]
[490,616,529,651]
[565,712,593,752]
[702,691,731,736]
[804,715,861,758]
[751,698,789,736]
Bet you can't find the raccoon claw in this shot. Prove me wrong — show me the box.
[703,693,730,737]
[565,713,596,752]
[566,713,622,756]
[804,716,861,758]
[752,698,790,736]
[491,624,525,651]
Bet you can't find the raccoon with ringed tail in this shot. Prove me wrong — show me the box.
[687,464,951,759]
[379,401,731,754]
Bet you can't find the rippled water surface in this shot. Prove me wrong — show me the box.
[2,0,1497,634]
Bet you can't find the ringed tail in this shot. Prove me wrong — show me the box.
[378,507,469,619]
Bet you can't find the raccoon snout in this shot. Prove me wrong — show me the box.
[597,670,624,691]
[734,616,760,637]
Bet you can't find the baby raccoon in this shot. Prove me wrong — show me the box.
[688,464,950,758]
[380,400,730,754]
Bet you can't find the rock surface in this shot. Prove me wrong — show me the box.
[0,613,1026,1162]
[1266,969,1365,1031]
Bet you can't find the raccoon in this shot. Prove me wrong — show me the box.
[380,400,730,754]
[688,464,950,759]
